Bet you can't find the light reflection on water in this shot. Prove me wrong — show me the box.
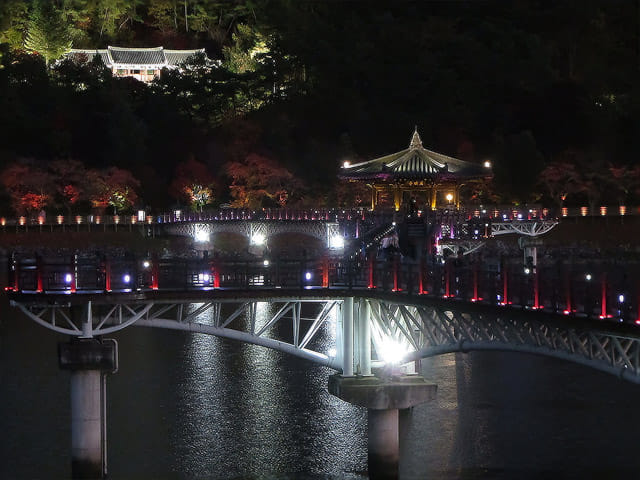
[5,302,640,479]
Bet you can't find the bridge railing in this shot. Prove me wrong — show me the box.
[6,253,640,324]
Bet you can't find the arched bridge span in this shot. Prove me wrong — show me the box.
[10,288,640,384]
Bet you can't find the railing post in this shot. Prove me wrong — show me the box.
[104,256,111,292]
[151,254,159,290]
[601,272,608,318]
[501,259,508,305]
[322,255,329,288]
[368,256,376,289]
[36,254,43,293]
[533,266,540,309]
[71,254,77,293]
[392,255,400,292]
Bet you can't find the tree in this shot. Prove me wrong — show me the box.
[169,158,216,211]
[23,1,72,65]
[538,161,582,208]
[49,159,88,215]
[226,153,303,208]
[1,161,53,215]
[87,167,140,214]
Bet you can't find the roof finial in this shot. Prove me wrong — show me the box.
[409,126,423,149]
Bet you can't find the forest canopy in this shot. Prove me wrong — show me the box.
[0,0,638,213]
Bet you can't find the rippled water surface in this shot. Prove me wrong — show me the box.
[3,301,640,479]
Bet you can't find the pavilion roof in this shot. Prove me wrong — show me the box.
[66,46,208,68]
[339,129,490,182]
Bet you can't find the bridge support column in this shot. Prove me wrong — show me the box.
[342,297,355,376]
[328,374,436,479]
[59,338,118,479]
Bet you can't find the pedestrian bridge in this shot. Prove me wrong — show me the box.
[7,253,640,384]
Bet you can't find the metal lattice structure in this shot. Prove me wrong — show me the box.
[11,290,640,384]
[491,220,558,237]
[164,220,341,246]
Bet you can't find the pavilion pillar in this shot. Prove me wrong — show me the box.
[393,186,401,212]
[370,186,377,210]
[430,188,437,210]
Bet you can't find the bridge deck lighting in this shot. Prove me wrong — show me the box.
[329,235,344,249]
[379,338,409,365]
[194,229,210,243]
[250,233,265,246]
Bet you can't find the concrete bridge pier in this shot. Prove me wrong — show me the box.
[329,374,436,479]
[331,297,436,479]
[59,335,118,479]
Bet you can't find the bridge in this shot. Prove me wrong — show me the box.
[6,247,640,479]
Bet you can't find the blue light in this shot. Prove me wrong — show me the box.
[123,274,131,283]
[305,272,312,281]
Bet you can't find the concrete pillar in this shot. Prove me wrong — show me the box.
[328,374,437,480]
[342,297,354,376]
[70,370,105,478]
[59,338,118,479]
[368,409,399,480]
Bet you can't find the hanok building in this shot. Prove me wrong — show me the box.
[339,129,491,211]
[65,46,209,83]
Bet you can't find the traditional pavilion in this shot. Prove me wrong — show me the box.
[65,46,210,83]
[339,129,491,211]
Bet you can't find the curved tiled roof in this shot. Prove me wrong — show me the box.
[340,129,490,182]
[165,49,205,65]
[66,46,208,68]
[108,46,166,66]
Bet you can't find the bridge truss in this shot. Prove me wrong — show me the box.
[10,290,640,384]
[164,220,341,245]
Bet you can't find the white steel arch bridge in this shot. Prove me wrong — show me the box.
[10,288,640,384]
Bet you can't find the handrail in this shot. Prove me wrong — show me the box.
[7,253,640,324]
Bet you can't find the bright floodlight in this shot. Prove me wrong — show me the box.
[378,338,409,365]
[585,273,592,281]
[483,160,492,168]
[194,229,210,243]
[251,233,265,246]
[446,193,454,202]
[142,260,150,268]
[263,259,270,266]
[619,294,625,303]
[123,274,131,283]
[329,235,344,249]
[342,160,351,168]
[65,273,72,283]
[305,271,312,281]
[198,273,210,283]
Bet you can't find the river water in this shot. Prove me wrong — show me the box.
[2,299,640,479]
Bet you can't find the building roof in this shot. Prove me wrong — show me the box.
[339,129,490,183]
[66,46,207,69]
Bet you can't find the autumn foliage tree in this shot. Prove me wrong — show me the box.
[1,161,52,215]
[87,167,140,214]
[169,158,215,212]
[226,153,303,208]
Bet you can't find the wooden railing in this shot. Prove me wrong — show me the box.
[7,253,640,324]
